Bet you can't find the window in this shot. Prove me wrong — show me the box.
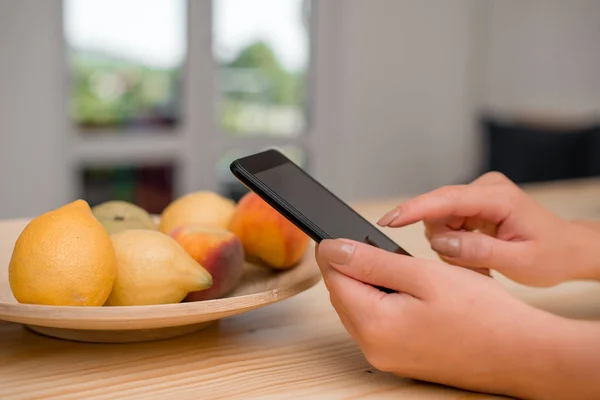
[213,0,311,137]
[56,0,336,212]
[64,0,186,131]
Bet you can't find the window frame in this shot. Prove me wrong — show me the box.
[63,0,346,204]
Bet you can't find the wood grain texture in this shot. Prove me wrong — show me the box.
[1,177,600,399]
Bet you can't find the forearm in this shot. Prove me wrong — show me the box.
[445,305,596,400]
[573,219,600,233]
[521,317,600,400]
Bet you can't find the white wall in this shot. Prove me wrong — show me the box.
[0,0,71,219]
[336,0,600,202]
[2,1,600,218]
[481,0,600,118]
[338,0,482,201]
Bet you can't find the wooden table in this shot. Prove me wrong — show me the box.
[2,178,600,399]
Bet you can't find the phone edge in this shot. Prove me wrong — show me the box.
[230,160,330,244]
[229,149,411,258]
[230,156,399,294]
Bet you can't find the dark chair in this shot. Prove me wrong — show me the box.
[479,115,600,184]
[587,127,600,177]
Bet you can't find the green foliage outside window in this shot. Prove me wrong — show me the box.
[70,41,305,135]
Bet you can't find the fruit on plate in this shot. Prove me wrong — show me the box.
[170,224,245,301]
[9,199,117,306]
[105,229,213,306]
[92,200,158,234]
[228,192,309,269]
[159,191,236,234]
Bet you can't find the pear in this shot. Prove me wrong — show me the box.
[92,200,158,235]
[105,230,213,306]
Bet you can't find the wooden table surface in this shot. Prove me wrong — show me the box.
[2,178,600,399]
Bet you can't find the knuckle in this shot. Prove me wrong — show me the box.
[439,185,462,202]
[489,181,522,210]
[466,235,494,261]
[505,186,523,207]
[361,258,378,281]
[357,246,387,282]
[503,180,520,195]
[483,171,509,182]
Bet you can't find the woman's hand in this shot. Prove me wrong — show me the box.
[377,172,600,286]
[315,239,562,399]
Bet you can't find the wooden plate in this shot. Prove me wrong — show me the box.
[0,219,321,343]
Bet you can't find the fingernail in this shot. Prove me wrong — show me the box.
[430,235,460,257]
[319,239,356,265]
[377,208,401,226]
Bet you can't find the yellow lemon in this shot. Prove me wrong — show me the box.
[159,191,236,234]
[9,200,117,306]
[105,229,213,306]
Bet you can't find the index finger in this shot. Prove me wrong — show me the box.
[379,184,519,228]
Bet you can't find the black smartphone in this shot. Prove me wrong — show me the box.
[230,149,411,292]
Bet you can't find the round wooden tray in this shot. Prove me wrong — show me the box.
[0,219,321,343]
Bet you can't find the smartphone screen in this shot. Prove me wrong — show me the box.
[232,150,410,256]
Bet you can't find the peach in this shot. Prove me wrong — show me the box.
[169,224,244,301]
[228,192,310,269]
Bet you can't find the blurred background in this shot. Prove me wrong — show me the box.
[1,0,599,219]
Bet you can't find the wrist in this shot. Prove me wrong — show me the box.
[470,304,567,399]
[572,219,600,233]
[500,309,567,399]
[566,221,600,281]
[522,317,600,400]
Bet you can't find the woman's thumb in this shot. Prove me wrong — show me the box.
[429,231,527,272]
